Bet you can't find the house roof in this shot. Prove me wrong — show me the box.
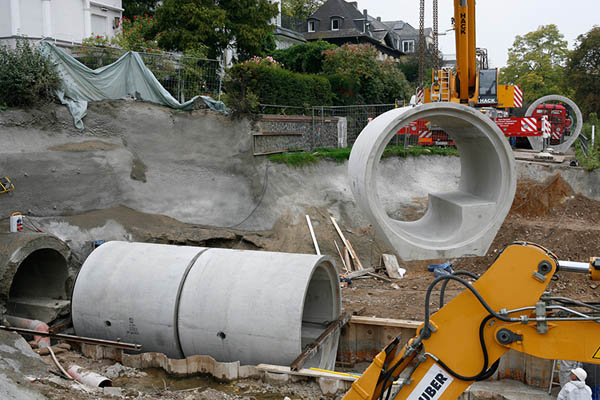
[274,26,306,43]
[383,20,434,39]
[308,0,364,28]
[305,0,404,57]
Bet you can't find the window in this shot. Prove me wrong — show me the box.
[308,20,315,32]
[402,40,415,53]
[331,18,340,31]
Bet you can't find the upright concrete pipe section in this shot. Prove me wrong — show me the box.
[525,95,583,154]
[71,242,341,369]
[349,103,516,260]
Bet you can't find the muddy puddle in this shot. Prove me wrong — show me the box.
[113,368,299,399]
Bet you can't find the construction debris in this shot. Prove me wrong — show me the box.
[330,216,364,271]
[305,215,321,255]
[381,254,406,279]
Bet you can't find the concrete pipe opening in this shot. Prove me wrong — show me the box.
[349,103,516,260]
[0,233,70,322]
[72,242,341,369]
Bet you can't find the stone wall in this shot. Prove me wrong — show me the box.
[253,115,347,154]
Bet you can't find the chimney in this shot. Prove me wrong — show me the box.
[377,16,381,21]
[349,1,358,8]
[363,9,368,19]
[363,9,368,33]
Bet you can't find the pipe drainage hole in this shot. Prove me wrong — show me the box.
[105,320,112,327]
[217,331,226,340]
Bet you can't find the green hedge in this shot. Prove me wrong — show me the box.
[0,40,61,107]
[223,61,333,114]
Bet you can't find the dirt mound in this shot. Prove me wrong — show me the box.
[510,174,573,218]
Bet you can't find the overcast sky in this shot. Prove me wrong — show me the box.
[357,0,599,68]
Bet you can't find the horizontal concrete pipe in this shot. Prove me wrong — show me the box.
[349,103,516,260]
[71,241,341,369]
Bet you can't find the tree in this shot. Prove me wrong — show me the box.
[270,40,337,74]
[566,27,600,118]
[500,24,570,104]
[154,0,278,61]
[281,0,324,20]
[122,0,160,20]
[322,44,411,104]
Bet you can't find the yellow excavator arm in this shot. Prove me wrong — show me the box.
[343,242,600,399]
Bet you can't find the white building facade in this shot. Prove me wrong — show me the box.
[0,0,123,46]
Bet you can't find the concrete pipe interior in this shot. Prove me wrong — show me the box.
[348,103,516,260]
[0,233,71,323]
[301,262,339,362]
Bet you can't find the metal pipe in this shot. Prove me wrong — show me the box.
[67,365,112,388]
[557,260,590,273]
[0,325,142,351]
[6,316,50,347]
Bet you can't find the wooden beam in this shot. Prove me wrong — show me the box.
[334,240,349,273]
[345,267,375,279]
[305,215,321,255]
[349,316,422,329]
[329,216,364,270]
[257,364,357,382]
[290,311,353,371]
[344,247,352,271]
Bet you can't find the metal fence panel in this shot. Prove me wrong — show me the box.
[71,46,222,101]
[312,104,396,146]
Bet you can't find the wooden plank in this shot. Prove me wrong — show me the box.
[344,247,352,271]
[257,364,357,382]
[290,311,353,371]
[345,267,375,279]
[367,272,393,283]
[381,254,403,279]
[305,215,321,255]
[334,240,349,273]
[253,148,303,156]
[349,316,422,329]
[253,131,304,136]
[329,216,364,270]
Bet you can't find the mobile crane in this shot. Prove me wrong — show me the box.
[343,242,600,399]
[411,0,577,147]
[418,0,516,107]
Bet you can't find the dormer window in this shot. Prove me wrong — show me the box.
[308,20,315,32]
[403,40,415,53]
[331,17,341,31]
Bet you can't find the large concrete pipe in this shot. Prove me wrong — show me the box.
[525,95,583,154]
[349,103,516,260]
[0,233,71,322]
[71,242,341,369]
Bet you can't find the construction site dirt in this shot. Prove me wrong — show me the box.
[10,174,599,400]
[2,102,600,399]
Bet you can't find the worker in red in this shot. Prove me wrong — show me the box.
[558,368,593,400]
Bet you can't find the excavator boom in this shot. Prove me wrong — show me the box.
[343,243,600,399]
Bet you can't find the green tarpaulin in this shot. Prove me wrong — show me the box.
[39,42,227,131]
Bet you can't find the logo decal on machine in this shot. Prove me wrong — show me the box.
[593,346,600,359]
[407,363,454,400]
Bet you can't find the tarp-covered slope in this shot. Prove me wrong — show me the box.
[39,42,227,130]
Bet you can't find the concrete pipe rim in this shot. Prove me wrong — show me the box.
[349,102,516,252]
[298,255,341,369]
